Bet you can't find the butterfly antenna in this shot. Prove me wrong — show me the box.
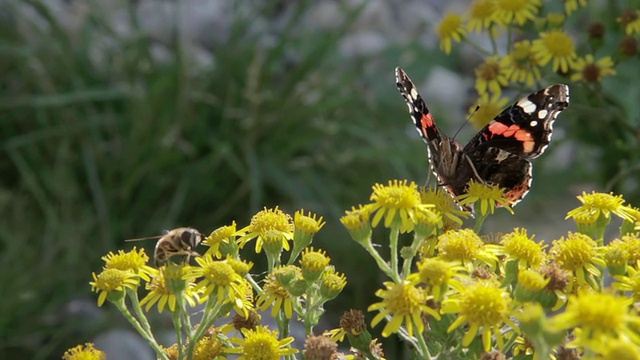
[451,105,480,140]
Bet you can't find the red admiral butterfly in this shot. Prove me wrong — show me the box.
[395,67,570,213]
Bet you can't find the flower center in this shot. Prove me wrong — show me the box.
[582,63,601,82]
[204,262,236,285]
[476,61,501,81]
[543,31,575,56]
[461,284,508,327]
[385,283,423,315]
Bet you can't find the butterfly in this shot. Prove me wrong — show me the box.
[395,67,570,213]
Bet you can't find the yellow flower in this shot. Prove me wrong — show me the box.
[437,13,466,54]
[186,255,245,305]
[412,206,443,238]
[256,273,295,319]
[532,30,578,73]
[420,187,470,229]
[436,229,499,270]
[62,343,106,360]
[564,0,587,15]
[549,232,606,290]
[617,234,640,265]
[300,247,330,282]
[620,206,640,235]
[604,240,630,276]
[90,268,139,306]
[226,325,298,359]
[290,210,325,263]
[501,40,542,87]
[192,332,227,360]
[474,56,509,96]
[293,210,325,243]
[467,0,501,33]
[571,55,617,83]
[517,269,550,292]
[513,269,556,306]
[457,180,514,216]
[340,205,372,244]
[494,0,540,25]
[613,267,640,302]
[441,280,518,351]
[597,338,640,359]
[550,291,640,349]
[320,268,347,300]
[500,228,547,268]
[226,257,253,276]
[567,192,636,223]
[369,180,431,233]
[234,279,256,319]
[547,12,566,26]
[410,257,468,301]
[102,247,157,282]
[238,207,294,253]
[368,280,441,337]
[467,92,509,130]
[204,221,238,258]
[139,265,200,312]
[618,8,640,35]
[326,309,367,343]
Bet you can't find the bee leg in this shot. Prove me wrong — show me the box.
[184,251,201,265]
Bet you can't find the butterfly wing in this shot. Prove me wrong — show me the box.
[464,84,570,158]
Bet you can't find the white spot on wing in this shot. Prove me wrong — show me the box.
[530,120,538,127]
[410,88,419,100]
[518,99,537,114]
[537,109,548,119]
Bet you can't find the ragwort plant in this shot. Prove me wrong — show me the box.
[68,181,640,359]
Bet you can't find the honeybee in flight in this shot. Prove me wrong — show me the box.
[125,227,203,267]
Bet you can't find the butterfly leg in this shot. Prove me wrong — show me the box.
[463,153,487,184]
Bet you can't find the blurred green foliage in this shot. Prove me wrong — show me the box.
[0,1,425,358]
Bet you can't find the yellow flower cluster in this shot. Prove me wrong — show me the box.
[83,206,341,360]
[435,0,626,129]
[338,181,640,358]
[77,179,640,359]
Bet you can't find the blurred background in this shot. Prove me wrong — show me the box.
[2,0,639,359]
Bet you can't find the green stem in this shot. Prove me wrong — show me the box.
[502,330,519,354]
[392,318,419,352]
[276,309,290,338]
[245,273,264,296]
[115,301,169,360]
[186,298,223,359]
[473,212,488,233]
[304,293,313,335]
[463,38,493,56]
[401,233,424,278]
[171,308,184,360]
[415,326,432,359]
[489,25,498,54]
[364,242,394,279]
[126,289,153,338]
[389,222,400,282]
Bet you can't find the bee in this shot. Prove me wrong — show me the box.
[125,227,203,267]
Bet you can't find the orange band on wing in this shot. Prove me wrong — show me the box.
[487,122,536,153]
[420,113,435,132]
